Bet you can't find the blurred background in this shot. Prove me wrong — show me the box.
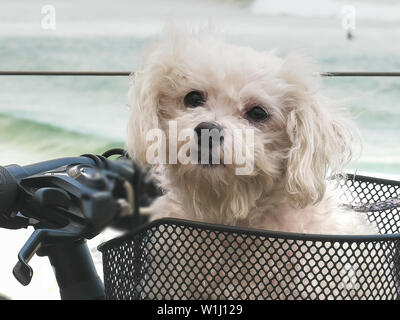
[0,0,399,299]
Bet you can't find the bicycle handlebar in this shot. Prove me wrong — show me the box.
[0,157,97,217]
[0,150,160,288]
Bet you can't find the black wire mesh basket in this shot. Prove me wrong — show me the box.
[98,174,400,300]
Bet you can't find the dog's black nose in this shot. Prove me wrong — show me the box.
[194,122,224,166]
[194,122,224,146]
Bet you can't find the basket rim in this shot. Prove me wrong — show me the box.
[98,216,400,252]
[343,173,400,186]
[98,173,400,252]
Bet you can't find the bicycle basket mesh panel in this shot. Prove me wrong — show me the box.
[100,175,400,300]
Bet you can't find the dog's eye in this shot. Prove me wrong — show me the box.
[184,91,205,108]
[245,106,269,122]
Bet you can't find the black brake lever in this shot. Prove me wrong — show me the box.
[13,228,80,285]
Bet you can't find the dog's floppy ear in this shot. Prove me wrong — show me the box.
[126,25,190,166]
[126,69,160,166]
[280,55,356,208]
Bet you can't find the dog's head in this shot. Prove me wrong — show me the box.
[127,27,356,220]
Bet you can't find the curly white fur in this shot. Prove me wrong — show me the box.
[126,25,377,236]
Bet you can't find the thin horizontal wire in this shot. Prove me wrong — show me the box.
[0,71,131,76]
[1,71,400,77]
[321,72,400,77]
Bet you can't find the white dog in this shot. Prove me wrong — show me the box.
[124,26,387,300]
[126,26,376,236]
